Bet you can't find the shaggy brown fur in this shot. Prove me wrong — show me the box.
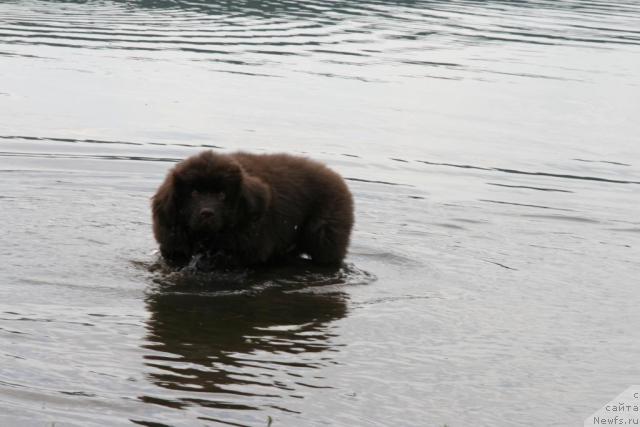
[152,150,354,268]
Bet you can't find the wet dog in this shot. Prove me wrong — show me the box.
[151,150,354,268]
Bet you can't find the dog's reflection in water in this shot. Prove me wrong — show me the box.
[140,260,366,409]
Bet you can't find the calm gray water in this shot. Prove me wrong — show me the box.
[1,1,639,426]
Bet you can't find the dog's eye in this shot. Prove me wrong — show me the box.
[218,193,226,201]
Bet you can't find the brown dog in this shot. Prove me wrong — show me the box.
[151,150,354,268]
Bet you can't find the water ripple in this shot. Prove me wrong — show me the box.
[1,0,639,81]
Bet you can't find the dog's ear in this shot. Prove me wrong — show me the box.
[152,171,181,223]
[238,175,270,223]
[152,171,192,265]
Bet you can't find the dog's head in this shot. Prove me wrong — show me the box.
[153,151,270,236]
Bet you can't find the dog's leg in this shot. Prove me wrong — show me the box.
[301,216,351,266]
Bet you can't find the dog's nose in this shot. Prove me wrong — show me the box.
[200,208,215,218]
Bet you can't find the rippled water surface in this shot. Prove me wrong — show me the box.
[1,1,639,426]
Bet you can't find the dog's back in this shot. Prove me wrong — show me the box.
[232,152,354,265]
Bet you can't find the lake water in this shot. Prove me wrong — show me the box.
[1,1,639,426]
